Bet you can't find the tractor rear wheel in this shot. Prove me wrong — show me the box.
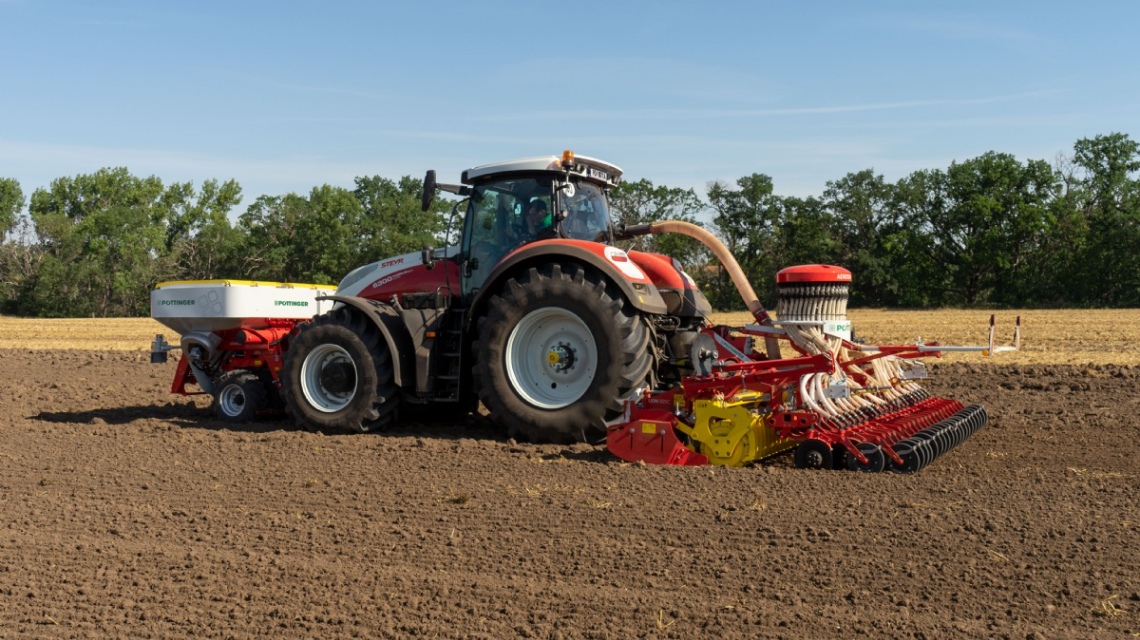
[475,263,651,443]
[281,307,399,433]
[212,370,268,422]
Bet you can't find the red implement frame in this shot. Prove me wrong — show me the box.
[170,321,299,396]
[606,321,984,467]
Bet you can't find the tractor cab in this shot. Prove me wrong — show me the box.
[454,151,623,298]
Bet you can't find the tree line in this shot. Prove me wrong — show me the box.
[1,133,1137,317]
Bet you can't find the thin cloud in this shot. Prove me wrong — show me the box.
[884,17,1049,45]
[495,56,783,106]
[212,69,394,101]
[70,18,150,28]
[468,90,1060,123]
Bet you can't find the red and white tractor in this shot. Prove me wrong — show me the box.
[151,150,1017,471]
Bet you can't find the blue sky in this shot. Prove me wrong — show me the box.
[1,0,1137,208]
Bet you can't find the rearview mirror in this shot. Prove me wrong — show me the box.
[421,170,437,212]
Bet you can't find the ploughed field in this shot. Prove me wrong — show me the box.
[0,311,1136,639]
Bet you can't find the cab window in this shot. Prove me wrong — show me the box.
[560,181,611,242]
[463,176,554,295]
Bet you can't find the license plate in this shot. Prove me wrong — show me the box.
[588,167,608,181]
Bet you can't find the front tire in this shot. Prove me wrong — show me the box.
[474,263,651,443]
[281,307,399,433]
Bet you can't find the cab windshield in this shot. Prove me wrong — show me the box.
[559,180,612,242]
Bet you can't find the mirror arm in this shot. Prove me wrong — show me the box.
[437,183,469,196]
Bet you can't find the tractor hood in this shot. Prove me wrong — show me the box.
[336,247,461,299]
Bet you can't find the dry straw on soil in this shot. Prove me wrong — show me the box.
[0,317,168,352]
[1,309,1138,366]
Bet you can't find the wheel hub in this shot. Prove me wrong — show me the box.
[505,307,598,410]
[300,343,358,413]
[320,361,356,394]
[546,343,576,372]
[804,448,825,467]
[218,384,247,417]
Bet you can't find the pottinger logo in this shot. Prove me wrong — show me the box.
[274,300,309,307]
[160,299,195,306]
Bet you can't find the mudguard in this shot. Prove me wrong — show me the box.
[315,295,416,389]
[628,251,712,318]
[474,240,668,317]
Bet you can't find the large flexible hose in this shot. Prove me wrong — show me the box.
[637,220,773,325]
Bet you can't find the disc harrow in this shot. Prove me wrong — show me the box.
[607,263,1019,473]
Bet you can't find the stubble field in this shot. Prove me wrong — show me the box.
[0,310,1137,639]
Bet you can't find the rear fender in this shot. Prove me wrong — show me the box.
[473,240,668,319]
[314,295,415,389]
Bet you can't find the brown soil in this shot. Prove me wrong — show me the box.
[0,350,1136,639]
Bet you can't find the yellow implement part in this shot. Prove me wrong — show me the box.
[155,279,336,290]
[677,395,795,467]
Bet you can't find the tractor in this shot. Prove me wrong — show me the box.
[279,150,702,443]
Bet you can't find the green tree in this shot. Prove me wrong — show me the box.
[888,170,946,307]
[162,179,245,280]
[0,178,37,312]
[706,174,784,309]
[26,168,171,316]
[1031,154,1090,305]
[892,153,1056,306]
[0,217,43,314]
[353,175,449,265]
[238,185,364,284]
[1070,133,1140,305]
[774,195,841,274]
[821,170,902,306]
[0,178,23,237]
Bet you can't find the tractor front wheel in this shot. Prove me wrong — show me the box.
[475,263,651,443]
[281,307,399,433]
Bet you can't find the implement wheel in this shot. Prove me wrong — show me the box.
[281,307,399,433]
[475,263,651,443]
[793,440,833,470]
[212,370,268,422]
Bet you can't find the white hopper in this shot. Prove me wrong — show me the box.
[151,280,336,335]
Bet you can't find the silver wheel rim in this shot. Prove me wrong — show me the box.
[300,343,357,413]
[505,307,597,409]
[218,383,247,417]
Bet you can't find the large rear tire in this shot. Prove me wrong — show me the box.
[281,307,399,433]
[474,263,651,443]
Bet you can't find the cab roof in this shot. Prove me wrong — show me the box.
[461,153,623,188]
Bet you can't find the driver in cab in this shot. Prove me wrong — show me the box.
[524,199,556,241]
